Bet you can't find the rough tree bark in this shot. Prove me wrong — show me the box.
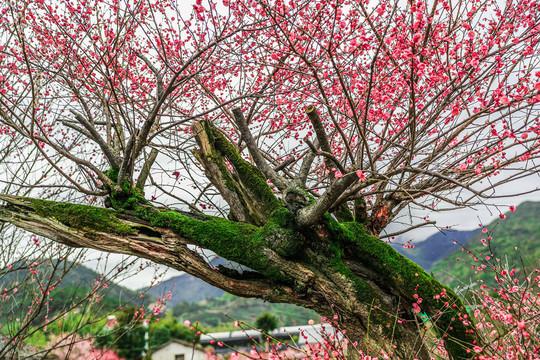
[0,119,479,360]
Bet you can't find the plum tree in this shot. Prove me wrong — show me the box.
[0,0,539,358]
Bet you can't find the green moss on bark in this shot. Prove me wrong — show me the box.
[205,122,280,215]
[256,207,304,257]
[103,171,289,282]
[136,206,289,282]
[207,150,263,225]
[320,231,398,338]
[30,199,135,235]
[323,218,475,358]
[354,197,368,225]
[334,203,354,223]
[326,241,378,303]
[108,178,148,212]
[104,168,119,182]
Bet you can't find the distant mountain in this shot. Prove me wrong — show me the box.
[0,261,151,323]
[141,256,234,306]
[60,262,147,303]
[144,274,225,307]
[431,201,540,288]
[392,229,479,270]
[0,260,142,301]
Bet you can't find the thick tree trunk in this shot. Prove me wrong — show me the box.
[0,194,478,359]
[0,119,481,359]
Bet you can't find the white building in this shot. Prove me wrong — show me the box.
[200,324,332,354]
[150,339,208,360]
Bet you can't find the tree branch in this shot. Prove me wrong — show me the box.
[296,171,359,227]
[296,140,319,185]
[305,106,344,174]
[0,195,293,302]
[231,108,288,191]
[136,148,158,190]
[305,138,346,173]
[273,157,295,172]
[70,110,122,169]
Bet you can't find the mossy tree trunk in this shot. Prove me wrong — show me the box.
[0,121,479,359]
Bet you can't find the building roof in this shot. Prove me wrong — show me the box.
[200,324,329,346]
[151,338,207,354]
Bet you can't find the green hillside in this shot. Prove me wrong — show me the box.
[172,293,320,331]
[432,201,540,289]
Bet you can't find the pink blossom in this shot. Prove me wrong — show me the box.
[356,169,366,182]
